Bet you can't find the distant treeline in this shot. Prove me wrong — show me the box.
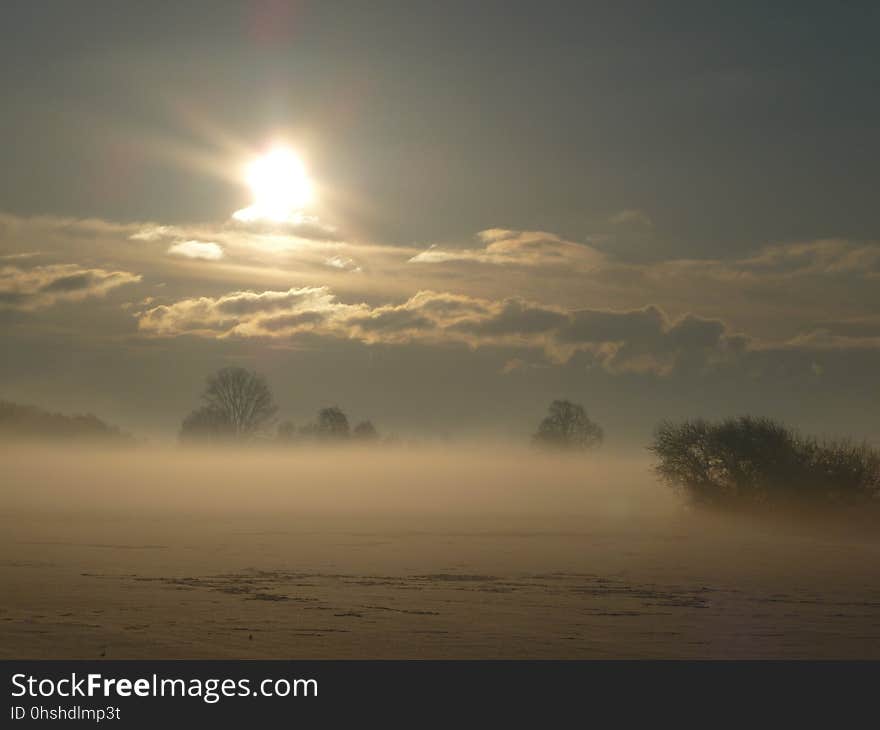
[0,401,133,444]
[178,368,385,446]
[179,367,604,451]
[7,366,879,512]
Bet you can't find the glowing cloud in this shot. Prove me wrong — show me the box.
[167,240,224,260]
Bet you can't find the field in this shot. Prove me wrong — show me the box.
[2,444,879,659]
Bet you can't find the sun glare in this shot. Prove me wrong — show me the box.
[235,146,313,223]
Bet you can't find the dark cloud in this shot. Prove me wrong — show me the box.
[348,309,435,333]
[0,264,141,311]
[452,299,568,337]
[40,272,96,293]
[257,310,328,333]
[737,240,880,278]
[559,306,665,345]
[136,286,760,375]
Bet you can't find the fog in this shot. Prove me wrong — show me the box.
[3,443,880,658]
[3,442,676,523]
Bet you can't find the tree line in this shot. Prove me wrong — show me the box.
[0,401,133,443]
[177,367,880,509]
[179,367,379,444]
[8,365,876,511]
[179,366,604,450]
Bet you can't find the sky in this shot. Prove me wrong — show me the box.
[1,1,878,443]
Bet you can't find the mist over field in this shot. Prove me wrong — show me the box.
[3,443,674,523]
[3,442,879,659]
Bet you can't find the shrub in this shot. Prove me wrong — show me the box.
[353,420,379,441]
[316,406,350,440]
[650,416,880,507]
[533,400,603,451]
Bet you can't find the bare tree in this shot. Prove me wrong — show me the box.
[533,399,603,451]
[181,367,277,442]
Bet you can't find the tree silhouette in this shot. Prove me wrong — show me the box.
[316,406,350,440]
[179,405,234,443]
[0,401,133,443]
[180,367,277,442]
[650,416,880,507]
[533,399,603,451]
[353,420,379,441]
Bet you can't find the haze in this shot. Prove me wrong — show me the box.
[2,442,879,658]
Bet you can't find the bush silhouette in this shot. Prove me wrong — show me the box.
[353,420,379,441]
[315,406,350,440]
[650,416,880,507]
[0,401,132,443]
[533,399,603,451]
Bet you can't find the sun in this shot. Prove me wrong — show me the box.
[235,146,313,222]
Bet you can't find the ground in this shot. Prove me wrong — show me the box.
[2,445,879,659]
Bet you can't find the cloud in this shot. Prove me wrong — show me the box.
[3,213,877,359]
[775,329,880,351]
[742,239,880,277]
[137,287,350,337]
[609,209,653,228]
[324,255,361,272]
[0,264,141,311]
[451,298,569,337]
[136,286,752,375]
[407,227,880,290]
[129,225,183,242]
[226,212,342,242]
[130,214,343,248]
[167,240,224,260]
[810,316,880,339]
[404,228,879,346]
[654,239,880,282]
[126,215,348,267]
[0,252,42,261]
[409,229,606,271]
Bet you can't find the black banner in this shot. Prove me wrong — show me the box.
[3,660,875,725]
